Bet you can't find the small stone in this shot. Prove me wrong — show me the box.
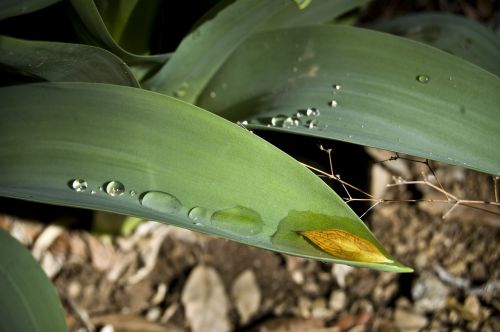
[394,309,428,332]
[412,272,449,313]
[329,290,347,313]
[463,295,481,321]
[67,281,81,298]
[311,298,332,319]
[146,307,162,322]
[470,262,487,282]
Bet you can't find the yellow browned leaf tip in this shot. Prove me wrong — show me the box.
[299,229,393,264]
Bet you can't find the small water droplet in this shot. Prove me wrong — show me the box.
[292,67,298,73]
[140,191,182,214]
[211,206,263,236]
[105,181,125,197]
[329,100,338,107]
[174,82,189,97]
[296,110,307,118]
[283,116,300,128]
[271,114,287,127]
[416,74,430,83]
[337,117,342,121]
[91,190,96,195]
[210,91,217,98]
[188,207,209,223]
[130,190,137,197]
[306,119,318,129]
[306,107,319,116]
[99,186,104,191]
[69,179,87,192]
[361,124,365,128]
[333,84,341,90]
[348,134,353,138]
[237,120,249,126]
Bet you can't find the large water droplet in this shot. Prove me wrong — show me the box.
[105,181,125,197]
[283,116,300,128]
[416,74,430,83]
[70,179,87,192]
[211,206,263,235]
[271,114,287,127]
[188,207,209,224]
[140,191,182,214]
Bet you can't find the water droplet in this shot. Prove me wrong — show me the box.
[271,114,287,127]
[283,116,300,128]
[174,82,189,97]
[348,134,353,138]
[296,110,307,118]
[210,91,217,98]
[140,191,182,214]
[188,207,209,223]
[91,190,96,195]
[292,67,298,73]
[211,206,263,236]
[306,119,318,129]
[416,74,430,83]
[306,108,319,116]
[361,124,365,128]
[99,186,104,191]
[221,83,228,89]
[337,117,342,121]
[329,100,338,107]
[130,190,137,197]
[333,84,341,90]
[69,179,87,192]
[105,181,125,197]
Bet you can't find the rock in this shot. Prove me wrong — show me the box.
[412,272,449,312]
[311,298,332,320]
[470,262,487,282]
[231,269,261,325]
[464,295,481,321]
[329,290,347,314]
[394,309,428,332]
[181,265,231,332]
[331,264,353,289]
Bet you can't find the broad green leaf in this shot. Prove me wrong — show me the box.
[0,82,411,272]
[372,13,500,76]
[0,0,60,20]
[0,35,139,86]
[95,0,161,55]
[0,229,68,332]
[69,0,168,66]
[143,0,370,102]
[197,25,500,175]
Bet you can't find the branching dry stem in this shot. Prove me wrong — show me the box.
[301,147,500,220]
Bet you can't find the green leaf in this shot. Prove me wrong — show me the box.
[143,0,370,102]
[0,82,411,272]
[0,0,61,20]
[69,0,168,66]
[372,13,500,76]
[0,35,139,86]
[197,25,500,175]
[95,0,161,55]
[0,229,68,332]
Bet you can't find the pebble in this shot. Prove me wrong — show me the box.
[412,272,449,312]
[329,290,347,313]
[394,308,428,332]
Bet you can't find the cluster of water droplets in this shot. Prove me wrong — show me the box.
[68,179,263,236]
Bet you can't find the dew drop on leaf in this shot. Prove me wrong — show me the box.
[188,206,209,224]
[105,181,125,197]
[140,191,182,214]
[211,206,263,236]
[329,100,338,108]
[416,74,430,83]
[70,179,87,192]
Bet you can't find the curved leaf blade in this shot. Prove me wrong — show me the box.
[197,25,500,175]
[69,0,168,66]
[0,82,410,272]
[0,35,139,86]
[372,13,500,76]
[0,0,60,20]
[0,229,68,332]
[143,0,370,102]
